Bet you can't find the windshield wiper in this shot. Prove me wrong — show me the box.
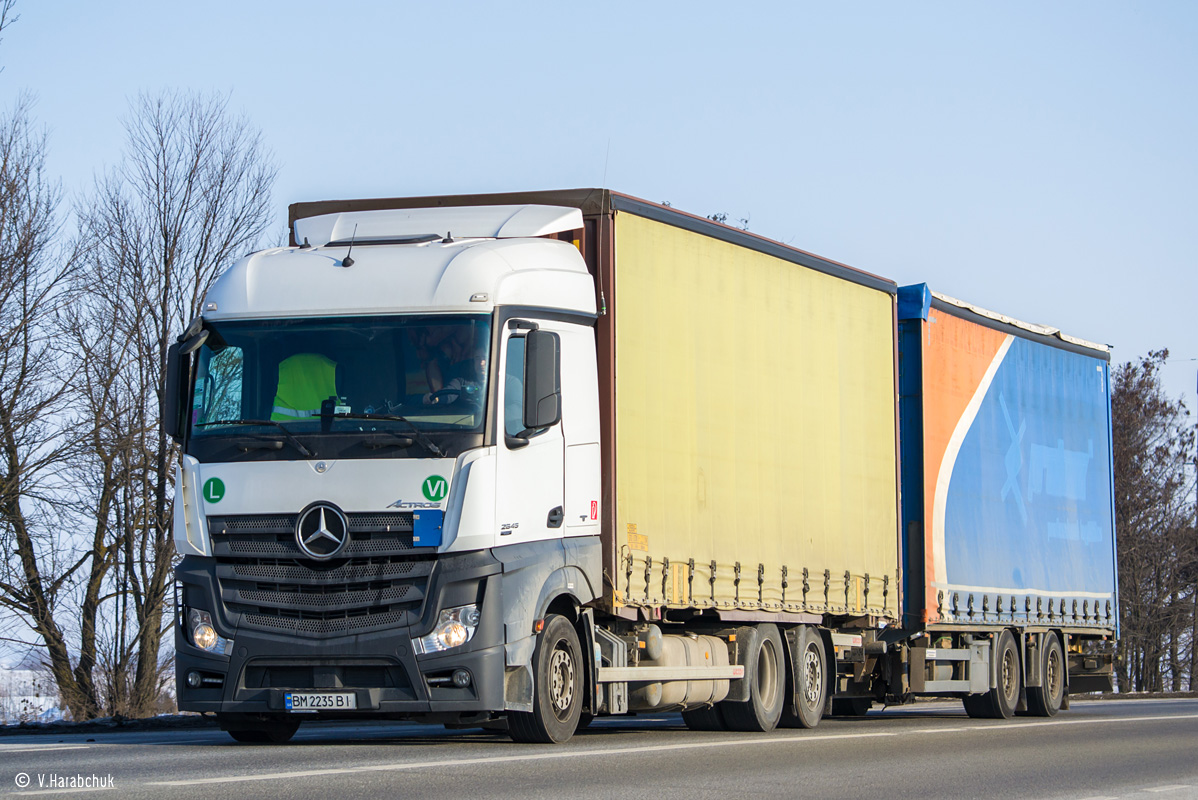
[195,419,316,459]
[331,412,447,458]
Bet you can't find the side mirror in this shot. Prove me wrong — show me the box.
[523,330,561,430]
[163,329,206,443]
[163,342,188,442]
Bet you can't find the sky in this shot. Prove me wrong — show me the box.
[3,0,1197,411]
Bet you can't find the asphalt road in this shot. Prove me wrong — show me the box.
[0,698,1195,799]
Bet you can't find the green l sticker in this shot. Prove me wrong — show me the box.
[422,475,448,502]
[203,477,226,503]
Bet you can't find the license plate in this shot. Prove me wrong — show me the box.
[284,692,357,712]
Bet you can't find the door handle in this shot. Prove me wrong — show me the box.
[547,506,564,529]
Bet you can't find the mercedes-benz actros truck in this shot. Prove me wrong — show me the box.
[168,189,1116,743]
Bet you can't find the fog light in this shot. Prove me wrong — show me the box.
[187,671,202,688]
[452,669,471,688]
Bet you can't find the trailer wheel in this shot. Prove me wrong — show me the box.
[779,625,826,729]
[963,630,1020,720]
[1026,632,1065,717]
[722,623,785,732]
[508,614,583,744]
[682,704,728,731]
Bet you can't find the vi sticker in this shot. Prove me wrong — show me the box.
[422,475,448,502]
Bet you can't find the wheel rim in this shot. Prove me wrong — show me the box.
[1046,644,1063,703]
[758,639,780,709]
[1001,644,1018,703]
[548,643,576,721]
[803,642,823,708]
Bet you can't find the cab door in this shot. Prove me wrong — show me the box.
[494,323,565,545]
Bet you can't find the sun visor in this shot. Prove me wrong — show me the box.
[293,205,584,246]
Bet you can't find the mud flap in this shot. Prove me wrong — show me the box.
[579,608,598,715]
[504,665,533,712]
[723,626,760,703]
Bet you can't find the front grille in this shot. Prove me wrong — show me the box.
[210,512,432,638]
[242,609,411,636]
[210,513,416,559]
[221,560,417,583]
[237,584,413,610]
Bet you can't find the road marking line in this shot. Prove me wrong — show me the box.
[0,745,90,753]
[148,713,1198,788]
[1143,787,1190,793]
[150,731,904,786]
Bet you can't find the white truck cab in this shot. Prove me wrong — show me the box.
[170,203,603,742]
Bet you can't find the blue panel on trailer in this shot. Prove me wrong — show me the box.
[897,283,931,321]
[897,318,925,625]
[941,337,1115,596]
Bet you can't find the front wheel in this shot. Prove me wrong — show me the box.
[218,714,299,744]
[508,614,583,744]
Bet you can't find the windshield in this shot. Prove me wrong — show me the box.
[186,315,491,462]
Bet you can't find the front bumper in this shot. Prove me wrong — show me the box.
[175,549,506,717]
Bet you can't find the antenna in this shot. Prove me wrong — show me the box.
[342,224,358,267]
[601,138,611,187]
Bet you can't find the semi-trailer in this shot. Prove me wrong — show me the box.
[168,188,1116,743]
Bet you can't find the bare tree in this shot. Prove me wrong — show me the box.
[1112,349,1197,692]
[73,90,276,715]
[0,96,97,718]
[0,0,17,51]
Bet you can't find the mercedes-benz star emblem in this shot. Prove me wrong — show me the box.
[295,503,349,560]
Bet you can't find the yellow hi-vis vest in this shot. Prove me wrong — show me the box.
[271,353,338,421]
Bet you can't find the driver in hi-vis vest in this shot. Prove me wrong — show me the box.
[271,353,338,421]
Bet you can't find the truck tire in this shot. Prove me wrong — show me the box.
[721,623,785,732]
[831,697,871,717]
[507,614,583,744]
[1026,632,1065,717]
[682,704,728,731]
[779,625,826,729]
[962,630,1020,720]
[218,714,299,744]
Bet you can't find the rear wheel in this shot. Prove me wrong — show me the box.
[962,630,1020,720]
[722,623,785,732]
[508,614,583,744]
[1026,633,1065,717]
[780,626,826,729]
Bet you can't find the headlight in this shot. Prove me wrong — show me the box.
[414,605,480,655]
[187,609,232,655]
